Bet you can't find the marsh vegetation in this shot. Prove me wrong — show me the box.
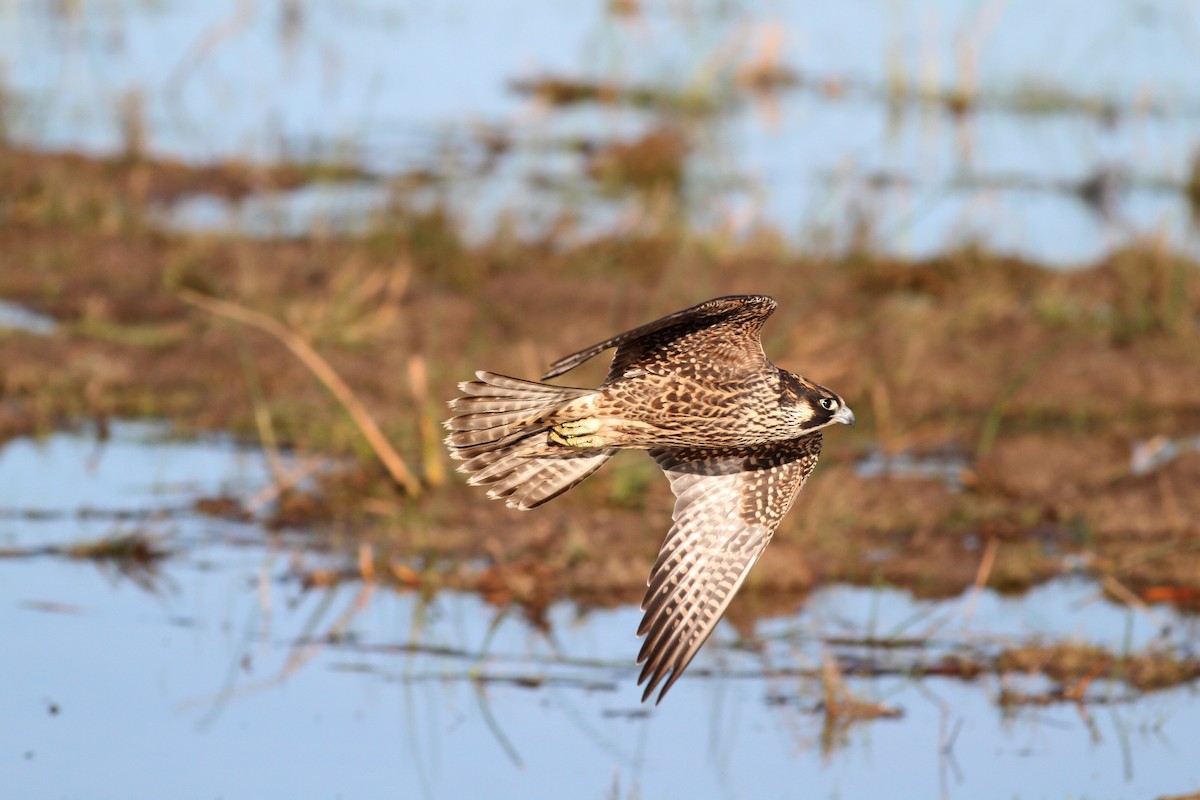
[1,2,1199,798]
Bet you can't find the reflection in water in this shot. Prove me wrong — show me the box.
[2,424,1199,798]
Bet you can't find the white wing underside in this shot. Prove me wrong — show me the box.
[637,437,820,703]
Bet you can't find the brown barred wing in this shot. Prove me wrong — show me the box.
[637,433,822,703]
[541,295,777,383]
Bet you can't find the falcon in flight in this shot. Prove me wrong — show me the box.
[444,295,854,703]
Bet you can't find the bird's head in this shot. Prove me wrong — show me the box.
[779,370,855,433]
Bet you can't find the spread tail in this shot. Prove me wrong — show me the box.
[444,371,616,510]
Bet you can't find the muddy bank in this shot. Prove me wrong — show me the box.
[1,144,1198,614]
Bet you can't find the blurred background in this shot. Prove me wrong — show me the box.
[1,2,1199,798]
[6,0,1200,259]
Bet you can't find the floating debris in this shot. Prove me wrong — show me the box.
[508,75,721,116]
[19,600,82,614]
[0,531,171,594]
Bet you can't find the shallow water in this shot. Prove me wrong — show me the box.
[2,424,1199,799]
[2,1,1199,263]
[0,299,57,335]
[855,446,971,491]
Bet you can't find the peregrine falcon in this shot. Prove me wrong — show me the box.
[444,295,855,703]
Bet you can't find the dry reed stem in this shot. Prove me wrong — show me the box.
[959,536,999,624]
[178,289,423,497]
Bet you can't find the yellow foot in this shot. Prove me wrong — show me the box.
[549,418,605,447]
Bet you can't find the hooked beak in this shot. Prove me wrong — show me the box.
[834,405,856,427]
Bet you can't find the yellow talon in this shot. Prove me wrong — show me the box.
[550,418,605,447]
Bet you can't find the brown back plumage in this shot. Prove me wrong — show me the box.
[542,295,777,383]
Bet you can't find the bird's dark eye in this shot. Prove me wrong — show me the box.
[819,398,837,411]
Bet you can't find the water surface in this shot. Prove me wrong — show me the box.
[2,424,1198,799]
[2,1,1198,263]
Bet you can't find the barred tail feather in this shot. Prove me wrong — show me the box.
[444,371,615,510]
[467,435,615,510]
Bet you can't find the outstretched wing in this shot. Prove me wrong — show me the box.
[637,434,822,704]
[541,295,777,382]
